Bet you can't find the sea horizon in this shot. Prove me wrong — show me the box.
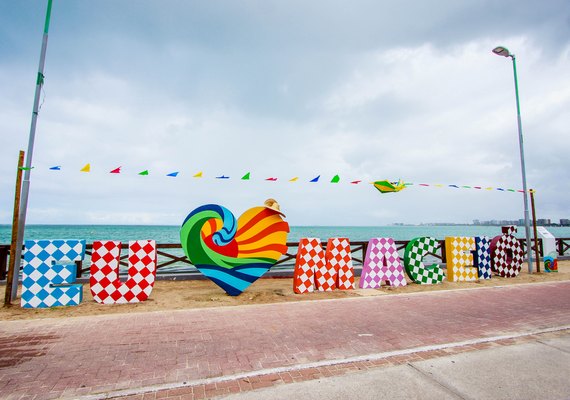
[2,223,569,244]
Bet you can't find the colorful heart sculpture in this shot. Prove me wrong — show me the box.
[180,204,290,296]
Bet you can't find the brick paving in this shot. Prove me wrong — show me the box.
[1,281,570,400]
[111,329,570,400]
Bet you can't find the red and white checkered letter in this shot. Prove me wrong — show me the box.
[90,240,157,304]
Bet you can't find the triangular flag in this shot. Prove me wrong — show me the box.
[350,180,361,184]
[216,175,230,179]
[266,177,277,181]
[19,167,34,171]
[49,166,61,170]
[110,167,121,174]
[80,163,91,172]
[138,170,149,176]
[289,177,299,182]
[193,171,203,178]
[331,175,340,183]
[449,185,459,188]
[241,172,251,180]
[310,175,320,182]
[167,172,179,177]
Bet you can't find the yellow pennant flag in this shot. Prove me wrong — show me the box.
[80,163,91,172]
[193,171,203,178]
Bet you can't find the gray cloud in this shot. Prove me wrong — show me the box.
[0,1,569,226]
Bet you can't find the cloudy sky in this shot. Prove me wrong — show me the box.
[1,0,569,226]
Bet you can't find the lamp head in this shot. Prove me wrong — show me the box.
[492,46,512,58]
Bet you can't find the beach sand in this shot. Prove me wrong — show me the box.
[1,260,569,321]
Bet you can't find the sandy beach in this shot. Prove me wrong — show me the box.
[1,260,569,321]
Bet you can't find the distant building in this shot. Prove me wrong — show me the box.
[537,219,551,225]
[472,219,521,226]
[561,219,570,226]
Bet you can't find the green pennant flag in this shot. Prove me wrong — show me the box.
[331,175,340,183]
[241,172,251,180]
[19,167,35,171]
[138,170,149,176]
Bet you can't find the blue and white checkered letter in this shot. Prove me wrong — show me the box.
[20,239,86,308]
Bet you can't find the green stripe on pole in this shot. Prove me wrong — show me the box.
[44,0,53,33]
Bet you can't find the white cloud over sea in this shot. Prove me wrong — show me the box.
[1,0,569,226]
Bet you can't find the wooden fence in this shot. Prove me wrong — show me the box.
[2,237,569,280]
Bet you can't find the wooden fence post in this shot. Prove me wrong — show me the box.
[530,189,540,273]
[4,151,25,306]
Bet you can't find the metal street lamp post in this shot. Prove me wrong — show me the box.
[492,46,533,273]
[10,0,54,299]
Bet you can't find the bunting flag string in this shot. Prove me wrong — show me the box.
[30,163,533,193]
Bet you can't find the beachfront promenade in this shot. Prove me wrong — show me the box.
[1,281,570,399]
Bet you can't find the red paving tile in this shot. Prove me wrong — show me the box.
[1,281,570,400]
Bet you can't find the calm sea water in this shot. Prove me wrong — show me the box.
[2,224,569,244]
[2,224,568,274]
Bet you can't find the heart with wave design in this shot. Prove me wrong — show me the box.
[180,203,290,296]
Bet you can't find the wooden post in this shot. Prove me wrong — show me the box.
[530,189,540,273]
[0,246,8,280]
[4,151,25,306]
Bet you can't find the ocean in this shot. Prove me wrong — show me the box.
[2,224,570,244]
[2,224,569,275]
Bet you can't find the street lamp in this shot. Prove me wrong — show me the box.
[492,46,533,273]
[9,0,53,300]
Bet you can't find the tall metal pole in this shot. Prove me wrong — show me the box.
[10,0,54,299]
[510,54,533,273]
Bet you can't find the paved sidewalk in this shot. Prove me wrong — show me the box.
[217,331,570,400]
[1,281,570,400]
